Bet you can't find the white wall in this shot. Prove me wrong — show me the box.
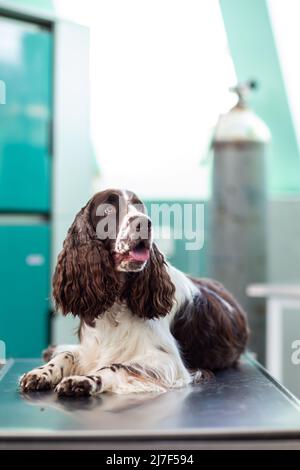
[52,21,92,344]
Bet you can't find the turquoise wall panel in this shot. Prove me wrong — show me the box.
[144,200,207,277]
[0,224,50,358]
[0,16,52,212]
[3,0,54,13]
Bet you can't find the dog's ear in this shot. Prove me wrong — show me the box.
[52,204,120,326]
[123,243,175,319]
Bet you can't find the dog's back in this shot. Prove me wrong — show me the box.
[171,277,249,371]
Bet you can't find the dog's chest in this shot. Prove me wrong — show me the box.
[79,303,153,372]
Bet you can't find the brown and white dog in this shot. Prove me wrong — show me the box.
[20,189,249,396]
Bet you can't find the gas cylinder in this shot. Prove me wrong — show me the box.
[210,81,271,363]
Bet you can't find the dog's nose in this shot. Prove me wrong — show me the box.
[128,215,152,237]
[135,219,152,232]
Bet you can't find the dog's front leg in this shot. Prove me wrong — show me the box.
[20,350,79,392]
[55,358,192,397]
[55,363,165,397]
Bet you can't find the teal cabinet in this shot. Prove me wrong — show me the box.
[0,17,52,212]
[0,224,50,358]
[0,14,53,358]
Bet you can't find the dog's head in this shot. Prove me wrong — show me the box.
[53,189,175,325]
[91,189,152,273]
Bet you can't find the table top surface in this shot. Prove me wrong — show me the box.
[1,357,300,441]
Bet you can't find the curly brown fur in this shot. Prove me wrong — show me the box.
[52,201,121,326]
[52,193,175,324]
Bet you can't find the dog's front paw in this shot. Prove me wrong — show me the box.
[20,369,53,392]
[55,375,102,397]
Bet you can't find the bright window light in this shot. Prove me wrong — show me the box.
[55,0,236,199]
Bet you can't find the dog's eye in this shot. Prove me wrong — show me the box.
[104,206,115,215]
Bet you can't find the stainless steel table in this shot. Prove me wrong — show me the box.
[1,356,300,449]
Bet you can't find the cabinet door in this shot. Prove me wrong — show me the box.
[0,223,50,358]
[0,16,52,212]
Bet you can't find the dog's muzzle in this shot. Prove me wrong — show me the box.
[114,215,152,269]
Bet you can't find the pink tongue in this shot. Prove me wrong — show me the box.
[129,248,150,262]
